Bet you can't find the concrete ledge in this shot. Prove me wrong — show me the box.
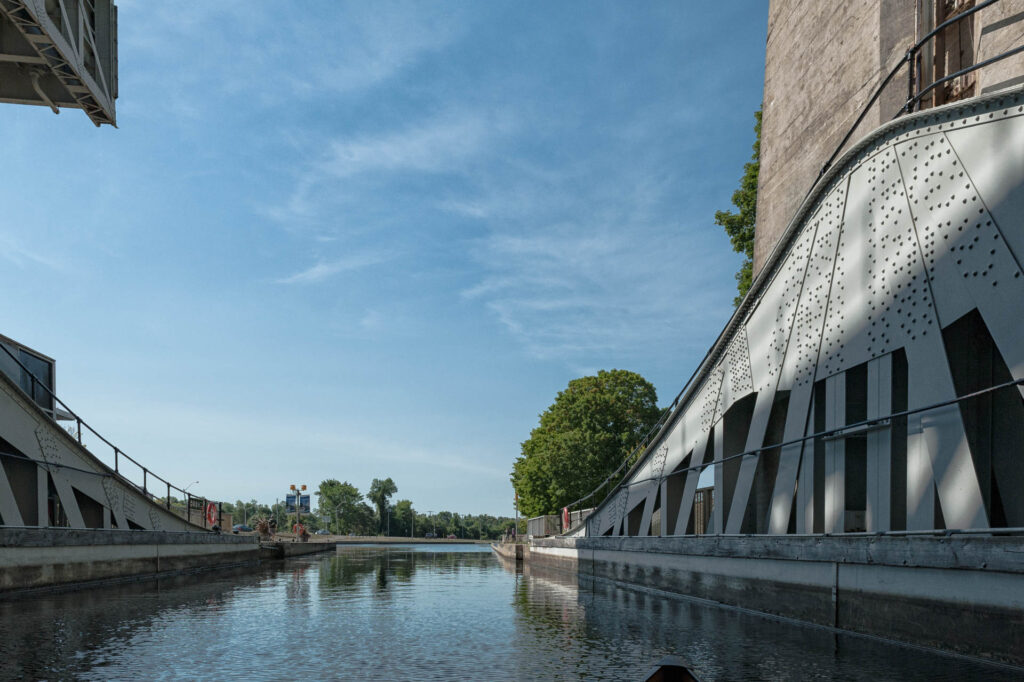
[0,527,257,548]
[260,542,336,559]
[0,527,260,594]
[534,534,1024,574]
[490,543,524,561]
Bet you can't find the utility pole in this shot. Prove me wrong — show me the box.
[514,492,519,541]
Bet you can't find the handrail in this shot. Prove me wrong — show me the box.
[0,340,206,519]
[612,376,1024,492]
[819,0,999,179]
[568,0,1023,521]
[909,42,1024,110]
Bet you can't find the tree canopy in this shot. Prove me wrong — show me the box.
[511,369,662,518]
[216,479,515,539]
[714,109,761,306]
[367,477,398,534]
[316,479,374,534]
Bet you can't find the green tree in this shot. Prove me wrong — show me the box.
[715,109,761,306]
[511,369,661,518]
[316,479,370,534]
[231,499,269,526]
[392,499,415,537]
[367,477,398,534]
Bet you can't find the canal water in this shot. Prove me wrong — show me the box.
[0,544,1018,680]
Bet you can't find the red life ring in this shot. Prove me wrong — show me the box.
[205,502,218,526]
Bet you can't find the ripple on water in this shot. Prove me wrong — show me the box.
[0,546,1020,681]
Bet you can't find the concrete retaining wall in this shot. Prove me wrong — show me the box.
[490,542,525,561]
[260,541,336,559]
[0,528,259,595]
[529,534,1024,666]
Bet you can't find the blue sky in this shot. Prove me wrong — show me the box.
[1,1,767,516]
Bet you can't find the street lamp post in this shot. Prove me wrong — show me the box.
[288,484,307,538]
[334,503,345,535]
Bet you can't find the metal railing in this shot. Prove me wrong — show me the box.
[819,0,1017,180]
[0,341,210,523]
[613,377,1024,492]
[588,377,1024,536]
[566,0,1024,525]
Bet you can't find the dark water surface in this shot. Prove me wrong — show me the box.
[0,544,1019,680]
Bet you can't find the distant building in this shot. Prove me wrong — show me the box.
[0,334,57,419]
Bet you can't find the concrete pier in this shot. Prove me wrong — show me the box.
[490,542,525,562]
[527,534,1024,666]
[260,541,336,560]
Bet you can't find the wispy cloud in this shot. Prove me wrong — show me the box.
[262,109,513,229]
[0,232,65,271]
[318,113,502,178]
[122,2,466,107]
[275,251,393,284]
[459,160,735,363]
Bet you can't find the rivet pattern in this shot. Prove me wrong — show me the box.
[783,184,847,387]
[900,132,1024,314]
[597,91,1024,538]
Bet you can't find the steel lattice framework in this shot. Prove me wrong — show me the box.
[0,0,116,126]
[586,88,1024,539]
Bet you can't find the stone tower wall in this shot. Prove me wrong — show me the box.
[754,0,1024,276]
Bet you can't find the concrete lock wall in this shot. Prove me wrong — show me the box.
[0,528,259,594]
[529,534,1024,666]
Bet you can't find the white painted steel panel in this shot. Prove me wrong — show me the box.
[585,90,1024,538]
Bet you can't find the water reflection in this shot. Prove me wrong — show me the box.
[0,565,274,680]
[503,558,1023,681]
[0,546,1018,680]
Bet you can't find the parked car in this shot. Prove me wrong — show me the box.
[315,529,330,535]
[232,524,253,534]
[425,532,436,538]
[447,534,457,539]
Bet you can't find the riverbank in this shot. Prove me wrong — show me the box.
[252,532,490,544]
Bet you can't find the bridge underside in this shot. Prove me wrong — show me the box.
[588,87,1024,542]
[0,0,117,126]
